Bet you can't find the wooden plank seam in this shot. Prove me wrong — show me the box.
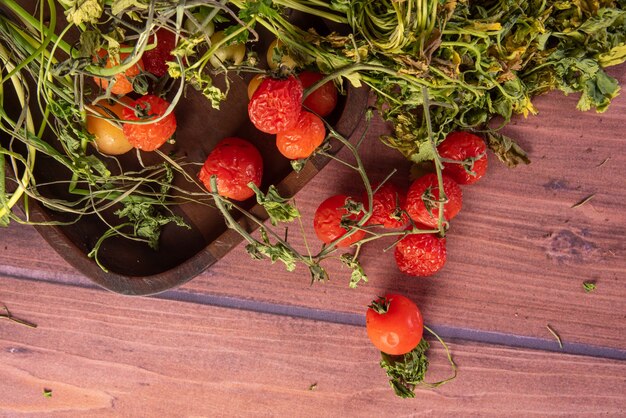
[4,271,623,362]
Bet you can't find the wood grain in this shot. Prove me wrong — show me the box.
[1,275,625,417]
[1,68,625,350]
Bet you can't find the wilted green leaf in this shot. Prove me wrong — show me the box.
[251,184,300,226]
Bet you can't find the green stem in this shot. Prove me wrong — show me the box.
[421,325,457,388]
[421,86,447,235]
[272,0,348,24]
[2,0,72,54]
[0,43,37,221]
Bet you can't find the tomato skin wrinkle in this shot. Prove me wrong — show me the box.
[406,173,462,228]
[313,194,365,247]
[366,294,424,355]
[394,230,447,277]
[438,131,488,185]
[199,137,263,201]
[248,76,303,134]
[299,71,338,117]
[363,182,409,229]
[122,95,176,151]
[276,111,325,159]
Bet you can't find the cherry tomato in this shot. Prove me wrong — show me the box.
[122,95,177,151]
[438,131,488,185]
[184,9,215,37]
[405,173,462,228]
[209,31,246,68]
[275,111,325,159]
[362,182,409,229]
[266,39,297,70]
[247,74,266,100]
[198,137,263,201]
[299,71,338,117]
[93,47,144,96]
[313,194,365,247]
[86,98,133,155]
[394,230,447,277]
[142,28,177,77]
[248,76,303,134]
[366,294,424,355]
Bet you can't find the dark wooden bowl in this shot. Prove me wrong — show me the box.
[1,2,369,295]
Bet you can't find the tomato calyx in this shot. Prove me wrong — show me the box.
[368,296,390,314]
[440,152,487,178]
[421,186,439,218]
[339,198,365,231]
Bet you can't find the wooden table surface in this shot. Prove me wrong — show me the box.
[1,66,625,417]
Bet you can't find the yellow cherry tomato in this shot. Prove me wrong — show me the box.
[86,99,133,155]
[266,39,297,70]
[247,74,266,100]
[209,31,246,68]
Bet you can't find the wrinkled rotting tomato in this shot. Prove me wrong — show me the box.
[248,76,303,134]
[313,194,365,247]
[122,95,177,151]
[405,173,462,228]
[394,230,447,277]
[438,131,488,185]
[198,137,263,201]
[366,294,424,355]
[363,182,409,229]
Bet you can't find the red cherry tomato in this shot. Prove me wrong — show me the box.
[142,28,177,77]
[405,173,462,228]
[362,182,409,229]
[198,137,263,201]
[366,294,424,355]
[298,71,338,117]
[313,194,365,247]
[93,47,144,96]
[122,95,177,151]
[394,230,447,277]
[438,131,488,185]
[248,76,303,134]
[275,111,326,160]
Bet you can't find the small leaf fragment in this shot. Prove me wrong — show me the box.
[308,263,328,284]
[340,254,368,288]
[583,281,597,293]
[485,132,531,167]
[250,184,300,226]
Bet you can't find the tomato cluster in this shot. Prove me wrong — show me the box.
[364,133,487,357]
[247,66,338,161]
[85,27,487,373]
[310,131,487,278]
[87,35,341,203]
[87,34,180,155]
